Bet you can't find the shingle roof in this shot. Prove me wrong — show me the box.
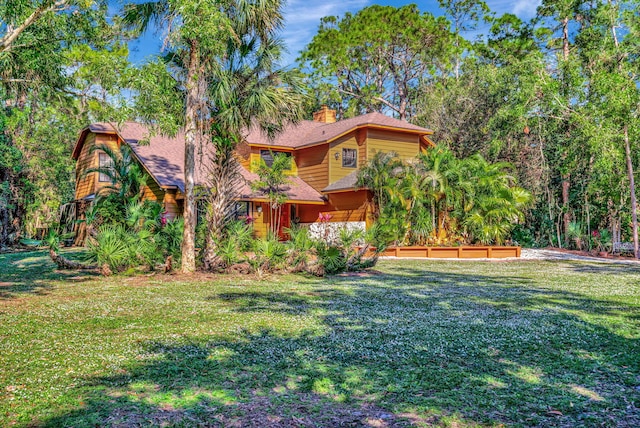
[244,112,433,148]
[78,122,324,203]
[322,171,360,193]
[236,169,325,203]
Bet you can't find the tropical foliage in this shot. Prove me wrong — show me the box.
[358,147,531,246]
[251,152,292,236]
[86,200,183,275]
[302,1,640,256]
[122,0,306,273]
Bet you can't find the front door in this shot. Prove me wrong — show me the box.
[277,204,291,240]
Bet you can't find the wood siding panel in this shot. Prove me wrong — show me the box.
[74,133,97,200]
[366,129,420,162]
[328,191,367,211]
[163,190,180,220]
[297,192,368,223]
[297,204,324,223]
[323,207,366,222]
[141,175,165,202]
[329,133,359,184]
[251,202,269,238]
[296,145,329,191]
[93,134,121,196]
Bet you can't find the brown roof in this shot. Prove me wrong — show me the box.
[322,171,360,193]
[244,112,433,149]
[75,122,324,202]
[236,169,325,203]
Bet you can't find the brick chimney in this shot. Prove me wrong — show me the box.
[312,105,336,123]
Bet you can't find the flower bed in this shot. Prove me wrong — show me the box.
[367,246,521,259]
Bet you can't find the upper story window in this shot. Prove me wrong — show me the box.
[260,150,291,168]
[98,152,114,182]
[342,148,357,168]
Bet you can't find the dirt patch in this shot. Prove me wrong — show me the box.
[101,392,417,427]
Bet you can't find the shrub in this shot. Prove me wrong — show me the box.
[86,225,131,273]
[285,225,314,270]
[314,242,346,275]
[86,202,183,275]
[251,233,287,273]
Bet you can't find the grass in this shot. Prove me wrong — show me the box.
[1,250,639,427]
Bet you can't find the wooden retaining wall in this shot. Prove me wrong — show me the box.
[371,246,521,259]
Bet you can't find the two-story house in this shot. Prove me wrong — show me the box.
[70,106,434,239]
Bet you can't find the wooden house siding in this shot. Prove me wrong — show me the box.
[75,133,97,200]
[142,177,165,203]
[326,191,368,222]
[329,133,359,184]
[236,141,251,170]
[93,134,121,196]
[366,129,420,161]
[163,190,181,220]
[296,145,329,192]
[251,202,269,238]
[75,133,121,200]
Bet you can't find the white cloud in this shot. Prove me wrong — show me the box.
[512,0,542,17]
[485,0,541,18]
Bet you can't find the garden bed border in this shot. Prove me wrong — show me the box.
[366,245,521,259]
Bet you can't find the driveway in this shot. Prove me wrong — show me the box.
[521,248,640,264]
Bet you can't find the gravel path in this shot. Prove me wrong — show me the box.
[520,248,640,264]
[382,248,640,264]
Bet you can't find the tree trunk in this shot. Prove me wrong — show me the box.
[49,248,96,270]
[623,125,639,258]
[181,39,200,273]
[561,16,571,247]
[562,174,570,246]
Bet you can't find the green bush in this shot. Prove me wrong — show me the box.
[86,225,131,272]
[251,233,287,273]
[314,242,347,275]
[86,201,183,274]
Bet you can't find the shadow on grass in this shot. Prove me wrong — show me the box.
[0,249,97,300]
[565,261,640,276]
[34,265,640,427]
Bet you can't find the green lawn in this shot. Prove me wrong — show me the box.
[1,251,639,427]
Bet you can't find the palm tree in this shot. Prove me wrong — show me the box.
[251,152,292,236]
[417,146,466,240]
[85,144,147,201]
[123,0,302,273]
[356,151,404,219]
[400,160,434,243]
[201,10,305,270]
[460,154,531,244]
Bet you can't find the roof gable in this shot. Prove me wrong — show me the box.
[244,112,433,149]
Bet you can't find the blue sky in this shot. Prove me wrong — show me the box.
[123,0,542,66]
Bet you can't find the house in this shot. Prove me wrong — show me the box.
[70,106,434,240]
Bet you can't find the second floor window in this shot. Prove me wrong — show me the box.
[98,152,114,182]
[260,150,291,168]
[342,148,357,168]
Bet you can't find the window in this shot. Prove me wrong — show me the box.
[342,148,357,168]
[233,201,250,219]
[260,150,291,167]
[98,152,114,182]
